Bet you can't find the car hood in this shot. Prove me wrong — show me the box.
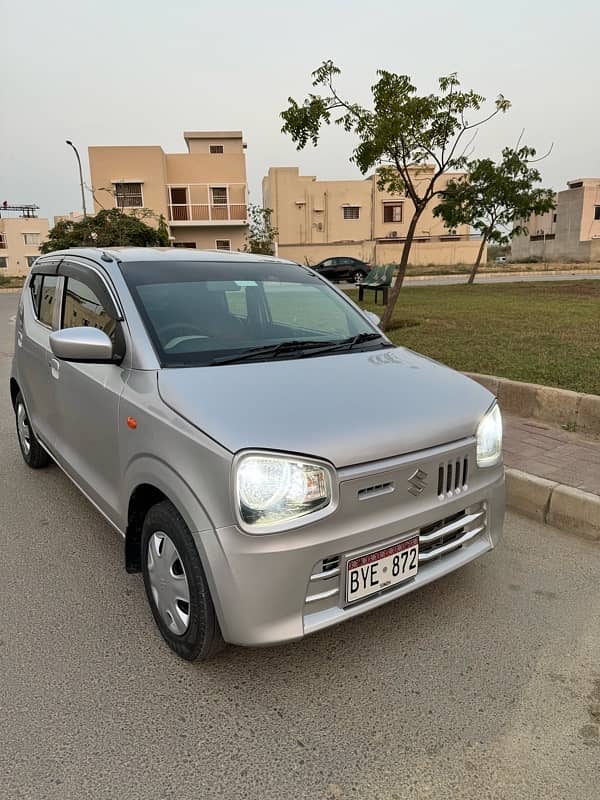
[157,348,494,468]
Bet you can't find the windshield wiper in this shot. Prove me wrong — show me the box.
[209,339,343,366]
[292,331,391,357]
[210,333,391,365]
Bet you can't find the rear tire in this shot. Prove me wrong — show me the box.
[141,500,224,661]
[354,270,367,284]
[14,391,51,469]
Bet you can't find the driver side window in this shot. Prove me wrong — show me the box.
[62,276,118,342]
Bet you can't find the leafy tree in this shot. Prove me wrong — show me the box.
[281,61,510,330]
[434,146,555,284]
[41,208,169,253]
[244,204,278,255]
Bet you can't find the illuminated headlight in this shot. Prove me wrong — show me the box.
[235,453,334,529]
[476,403,503,467]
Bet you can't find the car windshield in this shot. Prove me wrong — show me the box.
[120,259,386,367]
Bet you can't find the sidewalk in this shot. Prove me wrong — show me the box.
[503,413,600,539]
[504,414,600,496]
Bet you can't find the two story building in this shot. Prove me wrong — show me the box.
[88,131,249,252]
[263,166,482,266]
[512,178,600,262]
[0,205,49,276]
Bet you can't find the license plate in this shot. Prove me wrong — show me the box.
[346,536,419,604]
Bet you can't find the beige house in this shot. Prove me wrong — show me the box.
[0,207,49,276]
[512,178,600,262]
[88,131,249,251]
[263,166,483,266]
[53,210,87,225]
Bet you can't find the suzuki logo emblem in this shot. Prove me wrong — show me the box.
[408,468,428,496]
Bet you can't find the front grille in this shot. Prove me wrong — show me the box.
[418,504,485,562]
[305,555,341,604]
[304,503,486,608]
[437,457,469,499]
[305,503,486,609]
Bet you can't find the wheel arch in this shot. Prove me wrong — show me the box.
[123,457,215,574]
[9,378,20,410]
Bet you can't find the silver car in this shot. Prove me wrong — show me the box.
[11,248,504,660]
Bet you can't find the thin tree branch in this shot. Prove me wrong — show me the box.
[526,142,554,163]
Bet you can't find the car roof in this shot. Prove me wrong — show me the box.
[37,247,298,266]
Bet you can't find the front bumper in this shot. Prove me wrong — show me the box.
[197,438,505,647]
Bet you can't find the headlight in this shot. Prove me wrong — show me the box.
[234,452,334,530]
[476,403,503,467]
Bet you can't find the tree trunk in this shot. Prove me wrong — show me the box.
[467,236,488,285]
[380,210,423,331]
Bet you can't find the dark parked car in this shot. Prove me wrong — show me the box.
[313,256,371,283]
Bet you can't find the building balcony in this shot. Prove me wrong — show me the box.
[168,203,247,225]
[166,183,247,225]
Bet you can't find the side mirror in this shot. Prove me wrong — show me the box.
[364,311,381,328]
[50,327,114,363]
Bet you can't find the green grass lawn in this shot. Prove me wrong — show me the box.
[347,280,600,395]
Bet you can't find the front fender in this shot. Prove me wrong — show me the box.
[122,455,229,633]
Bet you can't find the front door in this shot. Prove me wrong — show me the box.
[52,263,127,523]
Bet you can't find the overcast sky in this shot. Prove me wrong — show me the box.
[2,0,598,221]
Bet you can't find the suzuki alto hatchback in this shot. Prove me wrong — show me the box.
[11,248,504,660]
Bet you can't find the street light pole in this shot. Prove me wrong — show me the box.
[65,140,87,218]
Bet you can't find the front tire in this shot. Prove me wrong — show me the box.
[141,501,223,661]
[14,391,51,469]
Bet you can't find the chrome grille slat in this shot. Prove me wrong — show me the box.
[419,509,485,545]
[309,566,341,582]
[305,586,339,604]
[419,523,485,562]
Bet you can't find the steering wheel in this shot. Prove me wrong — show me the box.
[157,322,208,351]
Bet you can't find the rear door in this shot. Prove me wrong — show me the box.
[51,260,128,522]
[16,264,62,450]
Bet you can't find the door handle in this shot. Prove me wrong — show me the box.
[49,357,60,379]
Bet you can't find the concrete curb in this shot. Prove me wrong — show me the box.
[0,288,21,294]
[465,372,600,435]
[506,468,600,540]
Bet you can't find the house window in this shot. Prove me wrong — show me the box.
[0,234,6,249]
[23,232,40,245]
[26,256,38,267]
[211,187,228,206]
[553,213,557,223]
[342,206,360,220]
[113,182,143,208]
[594,206,600,221]
[215,239,231,250]
[383,203,403,223]
[173,242,197,248]
[210,144,224,154]
[0,257,7,268]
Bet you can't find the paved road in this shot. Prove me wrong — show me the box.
[404,272,600,287]
[338,272,600,288]
[1,291,599,800]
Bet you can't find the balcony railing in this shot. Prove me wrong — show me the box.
[168,203,247,223]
